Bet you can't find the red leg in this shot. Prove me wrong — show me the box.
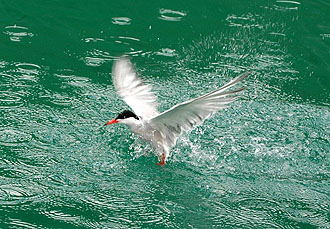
[156,153,166,166]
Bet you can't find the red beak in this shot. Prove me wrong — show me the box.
[105,119,119,126]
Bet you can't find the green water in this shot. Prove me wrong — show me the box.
[1,0,330,228]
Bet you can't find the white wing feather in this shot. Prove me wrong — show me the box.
[150,72,250,151]
[112,58,159,120]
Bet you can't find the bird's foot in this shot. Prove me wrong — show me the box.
[156,154,166,166]
[156,161,166,166]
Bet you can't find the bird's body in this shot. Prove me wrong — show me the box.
[106,57,250,166]
[110,111,175,164]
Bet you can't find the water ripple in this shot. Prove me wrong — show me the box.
[84,56,108,67]
[0,129,31,146]
[83,35,143,66]
[83,48,116,67]
[159,9,186,22]
[112,17,131,25]
[3,25,34,42]
[6,219,40,229]
[156,48,177,57]
[0,184,34,206]
[42,210,80,223]
[40,92,73,107]
[0,91,25,109]
[226,14,263,28]
[54,72,90,89]
[84,37,105,43]
[118,36,140,42]
[274,0,301,11]
[0,73,15,82]
[15,63,41,77]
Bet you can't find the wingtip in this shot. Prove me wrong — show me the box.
[113,55,131,68]
[113,55,132,67]
[236,71,251,81]
[112,56,135,82]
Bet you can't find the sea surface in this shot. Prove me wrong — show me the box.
[1,0,330,228]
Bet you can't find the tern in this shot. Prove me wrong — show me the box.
[105,57,249,166]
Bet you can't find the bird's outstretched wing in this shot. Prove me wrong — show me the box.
[150,72,250,150]
[112,57,159,120]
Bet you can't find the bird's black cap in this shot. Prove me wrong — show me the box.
[116,110,139,120]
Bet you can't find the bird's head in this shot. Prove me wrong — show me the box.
[105,110,140,126]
